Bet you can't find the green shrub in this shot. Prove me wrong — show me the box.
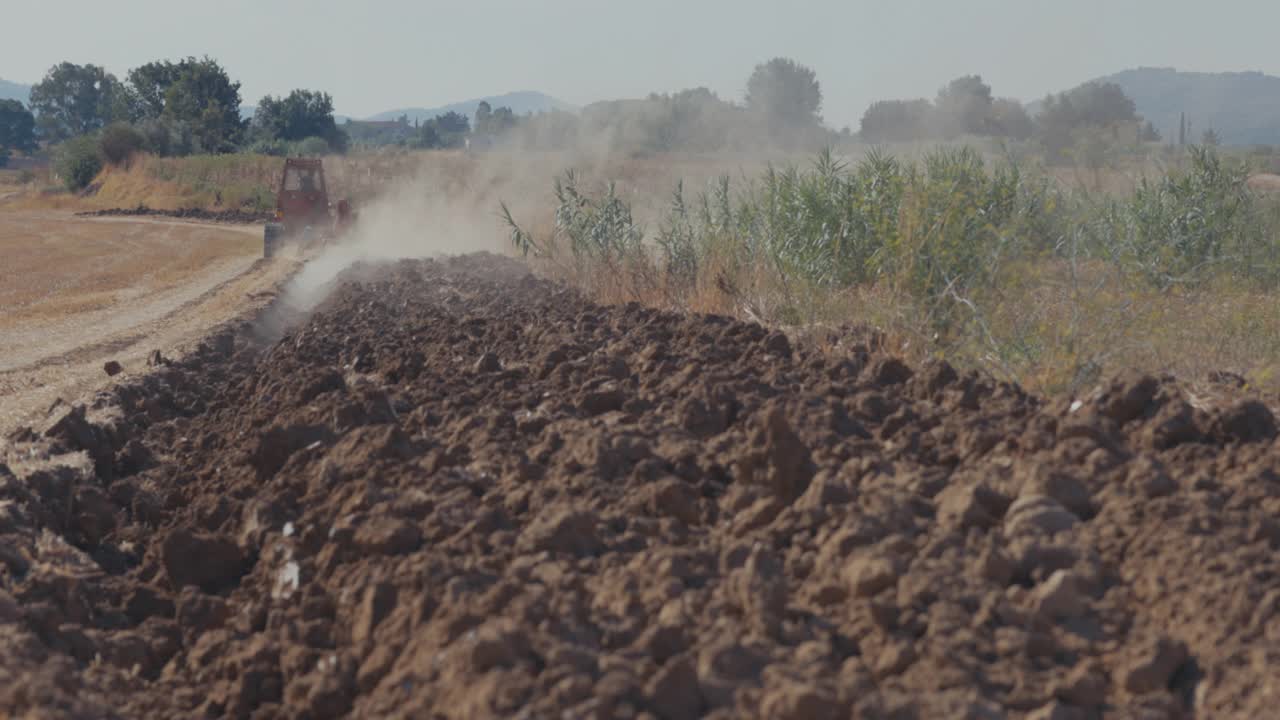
[246,138,290,156]
[98,122,146,165]
[881,147,1050,308]
[295,136,330,157]
[246,136,336,157]
[55,135,103,191]
[507,148,1071,324]
[1088,147,1278,288]
[134,117,178,157]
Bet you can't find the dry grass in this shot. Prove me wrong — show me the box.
[528,248,1280,396]
[0,210,259,329]
[923,260,1280,395]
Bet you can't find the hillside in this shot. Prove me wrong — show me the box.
[367,90,575,123]
[1088,67,1280,146]
[0,78,31,104]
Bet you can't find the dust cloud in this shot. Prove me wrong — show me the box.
[267,118,814,332]
[274,152,538,313]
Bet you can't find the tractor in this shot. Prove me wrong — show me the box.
[263,158,355,257]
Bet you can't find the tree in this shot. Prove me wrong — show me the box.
[474,101,517,140]
[1036,82,1142,162]
[990,98,1035,140]
[29,62,132,141]
[1201,128,1221,147]
[474,101,492,135]
[127,60,184,119]
[1036,94,1078,161]
[98,122,146,165]
[436,111,469,135]
[745,57,823,129]
[254,89,347,152]
[859,99,933,143]
[413,112,470,149]
[54,134,103,190]
[135,117,176,156]
[0,100,37,159]
[934,75,994,137]
[1140,120,1161,143]
[433,111,470,147]
[413,123,441,149]
[161,57,245,153]
[491,107,517,134]
[1065,82,1137,127]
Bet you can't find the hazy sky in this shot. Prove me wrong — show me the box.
[4,0,1279,126]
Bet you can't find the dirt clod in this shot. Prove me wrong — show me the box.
[161,528,244,592]
[1053,664,1107,708]
[875,641,917,678]
[645,656,702,720]
[353,519,421,556]
[1033,570,1085,621]
[1213,400,1277,442]
[845,553,900,598]
[473,351,501,373]
[1005,495,1080,536]
[1123,636,1189,695]
[734,406,814,502]
[519,508,601,556]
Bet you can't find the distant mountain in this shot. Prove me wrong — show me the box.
[366,91,575,123]
[1054,67,1280,146]
[0,78,31,105]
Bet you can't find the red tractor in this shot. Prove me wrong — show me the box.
[263,158,355,257]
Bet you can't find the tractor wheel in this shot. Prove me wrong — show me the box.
[263,223,283,258]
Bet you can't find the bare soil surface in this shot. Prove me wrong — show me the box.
[0,210,294,433]
[1,253,1278,719]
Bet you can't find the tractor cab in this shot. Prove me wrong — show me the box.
[275,158,328,235]
[264,158,354,257]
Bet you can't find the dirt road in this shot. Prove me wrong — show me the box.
[1,254,1277,718]
[0,210,295,432]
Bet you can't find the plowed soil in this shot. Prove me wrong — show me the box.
[1,254,1278,719]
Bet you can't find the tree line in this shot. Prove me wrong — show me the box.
[382,58,829,155]
[859,74,1162,162]
[0,58,347,183]
[0,54,1202,185]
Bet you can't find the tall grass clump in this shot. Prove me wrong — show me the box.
[655,149,908,292]
[877,148,1059,329]
[511,148,1061,329]
[1084,146,1280,288]
[503,170,652,300]
[143,153,279,210]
